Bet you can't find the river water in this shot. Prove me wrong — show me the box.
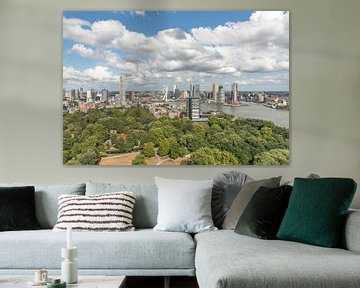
[201,102,289,128]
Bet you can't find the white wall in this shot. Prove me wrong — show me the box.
[0,0,359,208]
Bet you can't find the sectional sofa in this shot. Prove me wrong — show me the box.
[0,180,359,288]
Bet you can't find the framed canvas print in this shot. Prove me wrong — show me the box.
[63,11,289,166]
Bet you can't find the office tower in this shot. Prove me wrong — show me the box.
[86,90,93,103]
[186,97,200,120]
[174,88,180,98]
[232,83,238,104]
[131,91,136,103]
[79,88,84,101]
[101,89,109,102]
[212,83,219,101]
[218,86,225,104]
[189,84,194,98]
[194,84,200,98]
[119,75,126,106]
[189,83,200,99]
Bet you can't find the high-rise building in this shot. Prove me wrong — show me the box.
[186,97,200,120]
[189,83,200,99]
[101,89,109,102]
[232,83,238,104]
[119,76,126,106]
[131,91,136,103]
[86,90,93,103]
[95,93,102,102]
[79,88,85,101]
[218,86,225,104]
[189,84,193,97]
[212,83,219,101]
[174,88,180,98]
[194,84,200,98]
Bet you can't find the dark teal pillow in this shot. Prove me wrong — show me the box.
[277,178,357,247]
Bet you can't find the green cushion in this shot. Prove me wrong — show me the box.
[277,178,357,247]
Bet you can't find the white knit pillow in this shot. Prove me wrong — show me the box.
[53,192,135,231]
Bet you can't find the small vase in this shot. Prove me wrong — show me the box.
[61,247,78,284]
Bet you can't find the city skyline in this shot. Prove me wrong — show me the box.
[63,11,289,92]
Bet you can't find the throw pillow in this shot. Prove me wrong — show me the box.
[53,192,136,231]
[283,173,320,186]
[86,181,158,229]
[0,182,86,228]
[212,171,251,228]
[277,178,357,248]
[222,176,281,230]
[234,185,293,239]
[153,177,217,233]
[0,186,41,231]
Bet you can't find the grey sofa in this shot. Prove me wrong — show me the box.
[0,181,360,288]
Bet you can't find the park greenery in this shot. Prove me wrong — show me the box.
[63,106,289,165]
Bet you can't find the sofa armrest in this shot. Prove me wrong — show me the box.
[342,209,360,253]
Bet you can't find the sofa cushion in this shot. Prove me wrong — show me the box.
[86,182,158,229]
[53,192,136,232]
[195,230,360,288]
[342,209,360,253]
[277,178,357,247]
[0,229,195,272]
[222,176,281,229]
[153,177,216,233]
[0,183,86,229]
[234,185,292,239]
[212,171,250,228]
[0,186,40,231]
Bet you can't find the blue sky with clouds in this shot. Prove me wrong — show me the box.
[63,11,289,92]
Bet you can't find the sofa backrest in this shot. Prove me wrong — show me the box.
[86,181,158,229]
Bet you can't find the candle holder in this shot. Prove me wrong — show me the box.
[61,247,78,284]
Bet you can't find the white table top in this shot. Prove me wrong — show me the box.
[0,275,126,288]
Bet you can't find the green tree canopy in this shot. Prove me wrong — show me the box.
[184,147,238,165]
[143,142,155,158]
[253,149,289,165]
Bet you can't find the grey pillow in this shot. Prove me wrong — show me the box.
[153,177,217,233]
[222,177,281,230]
[0,183,85,228]
[86,181,158,229]
[283,173,320,186]
[212,171,251,228]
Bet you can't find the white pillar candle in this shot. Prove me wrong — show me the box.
[67,225,72,249]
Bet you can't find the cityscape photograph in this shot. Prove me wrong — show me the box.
[63,11,289,165]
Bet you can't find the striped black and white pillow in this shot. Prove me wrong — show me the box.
[53,192,136,231]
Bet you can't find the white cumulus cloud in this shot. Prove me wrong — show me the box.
[63,11,289,91]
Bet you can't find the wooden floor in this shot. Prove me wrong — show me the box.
[126,276,199,288]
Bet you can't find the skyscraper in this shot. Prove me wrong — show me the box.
[119,75,126,106]
[186,98,200,120]
[232,83,238,104]
[212,83,219,102]
[101,89,109,102]
[86,90,93,103]
[131,91,136,103]
[187,83,201,120]
[218,86,225,104]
